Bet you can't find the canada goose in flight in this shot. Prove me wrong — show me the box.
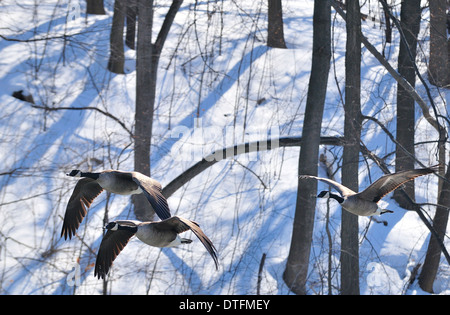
[299,166,436,216]
[94,216,219,279]
[61,170,171,240]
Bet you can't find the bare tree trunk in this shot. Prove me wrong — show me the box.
[86,0,106,15]
[340,0,361,295]
[133,0,155,220]
[267,0,287,48]
[133,0,183,221]
[108,0,125,74]
[126,0,137,50]
[429,0,449,86]
[283,0,331,295]
[394,0,421,209]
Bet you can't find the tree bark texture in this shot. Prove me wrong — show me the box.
[126,0,137,50]
[340,0,361,295]
[394,0,421,209]
[86,0,106,15]
[283,0,331,295]
[133,0,183,221]
[108,0,126,74]
[428,0,449,86]
[267,0,287,48]
[133,0,155,221]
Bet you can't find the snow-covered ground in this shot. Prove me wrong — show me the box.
[0,0,448,295]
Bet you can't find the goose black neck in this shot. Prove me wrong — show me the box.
[329,193,344,204]
[80,172,100,180]
[117,225,138,233]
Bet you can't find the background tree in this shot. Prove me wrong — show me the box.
[133,0,183,220]
[126,0,137,49]
[283,0,331,295]
[393,0,421,209]
[340,0,361,295]
[133,0,154,220]
[108,0,126,74]
[86,0,106,15]
[428,0,449,86]
[267,0,287,48]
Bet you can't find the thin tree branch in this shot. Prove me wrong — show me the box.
[0,33,81,43]
[256,253,267,295]
[363,115,428,168]
[154,0,184,55]
[378,0,443,133]
[330,0,444,134]
[30,104,133,137]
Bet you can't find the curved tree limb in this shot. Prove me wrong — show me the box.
[162,136,342,198]
[30,103,133,137]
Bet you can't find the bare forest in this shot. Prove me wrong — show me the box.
[0,0,449,295]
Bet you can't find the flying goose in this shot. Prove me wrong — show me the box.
[299,166,436,216]
[94,216,219,278]
[61,170,171,240]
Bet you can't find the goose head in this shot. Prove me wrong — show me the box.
[317,190,344,203]
[104,222,119,231]
[374,207,394,216]
[67,170,82,177]
[317,191,330,198]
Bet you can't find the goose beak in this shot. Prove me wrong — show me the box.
[381,209,394,215]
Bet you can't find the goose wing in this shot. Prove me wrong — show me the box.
[299,175,356,197]
[357,167,436,203]
[131,173,171,220]
[156,216,219,270]
[94,221,138,279]
[61,178,103,240]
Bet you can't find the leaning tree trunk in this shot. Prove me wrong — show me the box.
[340,0,361,295]
[283,0,331,295]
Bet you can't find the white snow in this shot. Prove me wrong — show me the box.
[0,0,448,295]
